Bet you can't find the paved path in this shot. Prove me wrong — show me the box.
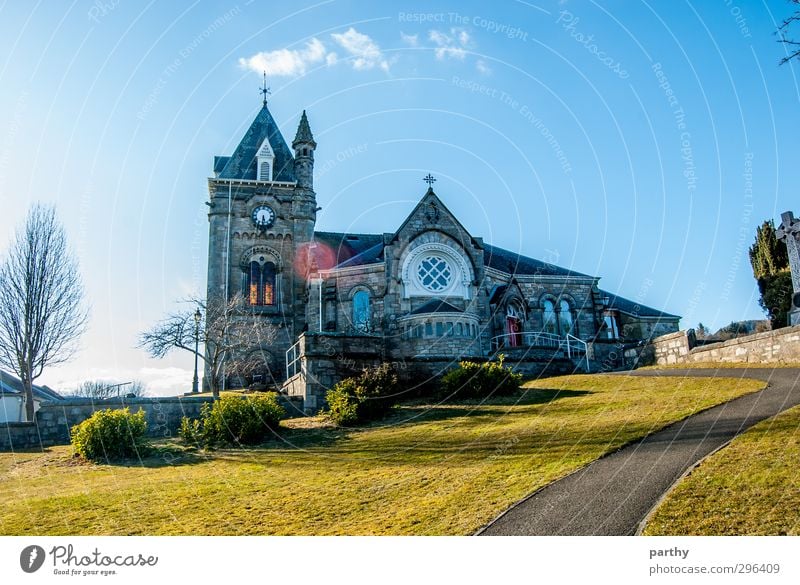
[479,368,800,536]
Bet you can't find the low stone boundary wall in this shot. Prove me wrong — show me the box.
[0,394,303,452]
[624,324,800,367]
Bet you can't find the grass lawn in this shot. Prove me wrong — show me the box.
[0,374,764,536]
[643,403,800,535]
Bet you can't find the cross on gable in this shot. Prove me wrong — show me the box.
[423,173,436,188]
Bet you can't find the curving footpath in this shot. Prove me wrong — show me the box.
[478,368,800,536]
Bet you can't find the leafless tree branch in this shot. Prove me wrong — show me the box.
[138,294,278,398]
[0,204,88,420]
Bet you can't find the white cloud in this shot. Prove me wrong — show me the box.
[238,38,328,77]
[429,27,471,60]
[400,32,419,47]
[331,27,390,71]
[476,59,492,75]
[42,365,194,397]
[325,52,338,66]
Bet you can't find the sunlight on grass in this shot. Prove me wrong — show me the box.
[0,374,764,535]
[643,404,800,535]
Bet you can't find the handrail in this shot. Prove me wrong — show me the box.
[286,340,302,379]
[566,334,590,373]
[490,332,591,372]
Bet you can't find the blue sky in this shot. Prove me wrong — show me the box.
[1,0,799,394]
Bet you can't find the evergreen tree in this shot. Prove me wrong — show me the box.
[749,220,792,328]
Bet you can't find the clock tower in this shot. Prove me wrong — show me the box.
[205,98,317,389]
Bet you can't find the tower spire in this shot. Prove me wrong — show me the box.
[259,71,271,106]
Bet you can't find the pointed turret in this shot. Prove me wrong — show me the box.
[293,110,316,148]
[292,110,316,190]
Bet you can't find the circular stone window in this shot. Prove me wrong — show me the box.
[417,255,453,292]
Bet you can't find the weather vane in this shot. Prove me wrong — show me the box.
[423,173,436,188]
[260,71,271,106]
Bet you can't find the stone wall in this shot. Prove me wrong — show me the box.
[0,394,303,452]
[624,325,800,367]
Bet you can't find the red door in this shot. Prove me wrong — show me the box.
[506,317,522,347]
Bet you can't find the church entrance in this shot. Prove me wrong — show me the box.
[505,305,523,347]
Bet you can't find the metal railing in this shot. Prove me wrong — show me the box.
[490,331,591,372]
[566,334,591,373]
[490,331,563,351]
[286,340,302,379]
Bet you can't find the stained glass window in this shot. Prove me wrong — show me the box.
[245,260,276,306]
[262,262,276,306]
[353,290,370,332]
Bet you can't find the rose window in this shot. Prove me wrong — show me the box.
[417,256,453,292]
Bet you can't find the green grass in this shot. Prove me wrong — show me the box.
[643,403,800,535]
[0,374,764,535]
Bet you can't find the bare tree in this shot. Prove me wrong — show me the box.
[138,295,278,399]
[0,204,88,421]
[778,0,800,65]
[71,379,147,399]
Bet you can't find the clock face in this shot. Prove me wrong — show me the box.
[252,205,275,228]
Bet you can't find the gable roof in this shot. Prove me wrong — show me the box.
[313,232,385,269]
[218,104,296,182]
[391,188,480,246]
[0,370,64,401]
[483,243,593,278]
[600,289,680,319]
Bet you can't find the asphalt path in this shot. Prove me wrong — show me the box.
[478,368,800,535]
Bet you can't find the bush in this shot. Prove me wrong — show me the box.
[326,364,399,426]
[325,379,361,426]
[70,408,149,462]
[181,394,285,447]
[179,416,202,443]
[440,354,522,399]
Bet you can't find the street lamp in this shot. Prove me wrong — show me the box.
[192,308,201,393]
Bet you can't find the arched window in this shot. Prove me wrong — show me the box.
[542,300,557,334]
[559,299,574,335]
[262,262,276,305]
[245,259,277,306]
[353,290,370,332]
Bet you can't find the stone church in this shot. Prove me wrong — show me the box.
[206,100,679,411]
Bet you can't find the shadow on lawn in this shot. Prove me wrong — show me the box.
[130,387,594,463]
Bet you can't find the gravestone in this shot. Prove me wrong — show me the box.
[776,211,800,326]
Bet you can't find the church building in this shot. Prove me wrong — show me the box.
[206,99,679,411]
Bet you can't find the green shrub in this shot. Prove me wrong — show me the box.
[325,380,360,426]
[325,364,399,426]
[179,416,202,443]
[181,394,285,447]
[70,408,149,462]
[440,354,522,399]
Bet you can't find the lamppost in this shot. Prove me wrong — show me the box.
[192,308,201,393]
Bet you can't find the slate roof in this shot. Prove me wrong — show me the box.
[213,156,230,175]
[411,300,464,315]
[218,104,296,182]
[0,370,64,401]
[313,232,385,268]
[483,244,593,278]
[292,110,315,147]
[600,289,680,319]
